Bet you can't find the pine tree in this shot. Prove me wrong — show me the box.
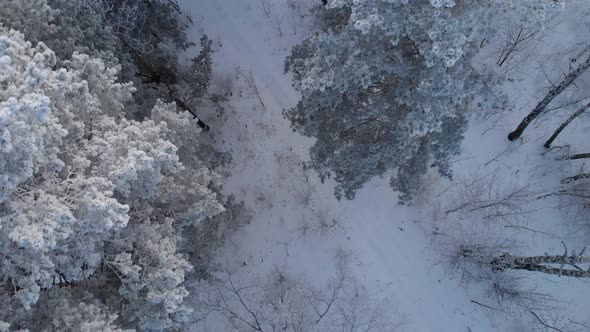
[285,0,562,203]
[0,27,223,331]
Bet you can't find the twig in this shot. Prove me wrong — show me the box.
[503,225,556,237]
[485,145,519,166]
[529,311,563,332]
[471,299,495,310]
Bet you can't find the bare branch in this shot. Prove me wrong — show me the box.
[530,311,563,332]
[545,101,590,148]
[236,66,266,109]
[508,51,590,141]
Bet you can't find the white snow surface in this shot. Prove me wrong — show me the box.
[180,1,590,331]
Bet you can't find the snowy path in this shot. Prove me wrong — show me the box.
[180,1,499,331]
[179,1,590,331]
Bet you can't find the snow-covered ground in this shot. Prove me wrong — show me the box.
[180,1,590,331]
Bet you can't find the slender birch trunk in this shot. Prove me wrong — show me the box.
[508,55,590,141]
[544,102,590,148]
[491,244,590,278]
[558,152,590,160]
[562,173,590,183]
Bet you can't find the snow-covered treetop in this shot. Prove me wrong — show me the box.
[0,26,223,329]
[285,0,561,202]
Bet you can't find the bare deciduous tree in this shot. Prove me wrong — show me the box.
[437,227,519,284]
[273,14,284,38]
[544,101,590,148]
[192,260,399,331]
[486,273,554,313]
[434,223,562,317]
[442,172,533,224]
[260,0,272,18]
[508,47,590,141]
[297,206,343,238]
[435,230,578,332]
[441,223,590,279]
[235,66,266,109]
[491,242,590,278]
[290,174,317,207]
[494,16,554,74]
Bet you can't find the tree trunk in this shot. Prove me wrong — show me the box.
[510,263,590,278]
[508,55,590,141]
[503,254,590,265]
[173,97,210,131]
[544,102,590,148]
[558,152,590,160]
[562,173,590,183]
[491,250,590,278]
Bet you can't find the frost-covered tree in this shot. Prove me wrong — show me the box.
[285,0,562,203]
[14,288,133,332]
[0,27,224,331]
[1,0,214,124]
